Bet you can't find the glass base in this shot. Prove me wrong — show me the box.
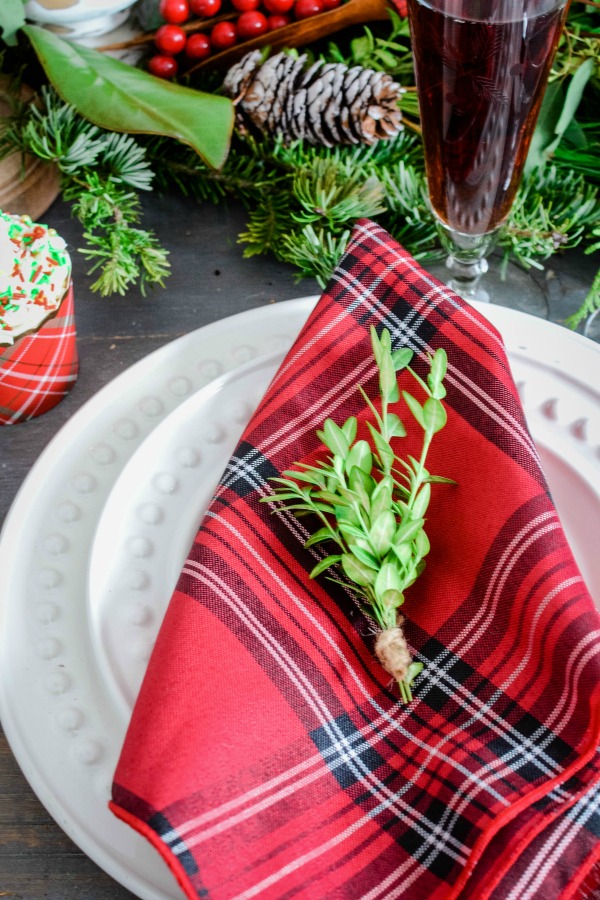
[425,257,549,319]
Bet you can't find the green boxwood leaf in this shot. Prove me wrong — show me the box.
[304,527,335,548]
[345,440,373,477]
[23,25,234,170]
[348,467,372,513]
[392,347,413,371]
[374,561,404,602]
[370,510,396,556]
[317,418,350,457]
[341,416,358,445]
[310,555,342,578]
[422,397,447,434]
[412,483,431,519]
[370,476,393,522]
[349,545,380,570]
[394,517,424,545]
[403,391,425,429]
[341,553,375,586]
[385,412,407,439]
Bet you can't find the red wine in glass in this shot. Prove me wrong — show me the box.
[408,0,569,236]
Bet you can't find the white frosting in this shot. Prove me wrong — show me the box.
[0,211,71,347]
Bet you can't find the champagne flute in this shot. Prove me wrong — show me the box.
[406,0,571,314]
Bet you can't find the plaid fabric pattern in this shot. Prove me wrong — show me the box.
[110,221,600,899]
[0,283,78,426]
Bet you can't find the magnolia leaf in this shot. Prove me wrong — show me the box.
[345,440,373,477]
[342,553,376,586]
[310,555,342,579]
[0,0,25,45]
[412,482,431,518]
[403,391,425,429]
[341,416,358,445]
[370,510,396,556]
[525,59,594,174]
[423,396,447,434]
[23,25,234,170]
[392,347,413,371]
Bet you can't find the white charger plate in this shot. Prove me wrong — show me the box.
[0,296,599,899]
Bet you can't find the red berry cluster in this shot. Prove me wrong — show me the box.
[149,0,341,78]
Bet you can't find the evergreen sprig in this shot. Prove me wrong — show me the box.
[262,326,452,703]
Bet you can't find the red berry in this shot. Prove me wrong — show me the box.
[321,0,340,7]
[159,0,189,23]
[294,0,322,16]
[185,32,211,59]
[236,9,268,38]
[190,0,221,15]
[148,54,179,78]
[263,0,294,12]
[267,13,291,28]
[155,24,187,54]
[232,0,260,9]
[210,20,237,49]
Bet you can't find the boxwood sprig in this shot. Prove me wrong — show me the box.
[262,327,453,703]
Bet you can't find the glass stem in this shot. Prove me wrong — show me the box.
[435,218,501,304]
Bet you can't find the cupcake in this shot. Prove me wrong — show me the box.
[0,210,78,425]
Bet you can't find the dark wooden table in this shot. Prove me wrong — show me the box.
[0,191,597,899]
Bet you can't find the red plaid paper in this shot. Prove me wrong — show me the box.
[0,283,78,425]
[110,221,600,899]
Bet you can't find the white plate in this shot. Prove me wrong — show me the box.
[1,297,599,900]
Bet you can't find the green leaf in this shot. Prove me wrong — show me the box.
[403,391,425,429]
[348,467,372,513]
[341,416,358,445]
[0,0,25,45]
[525,60,594,174]
[304,527,335,548]
[427,348,448,399]
[394,517,424,545]
[341,553,376,586]
[425,474,457,485]
[345,440,373,477]
[379,350,399,403]
[23,25,234,170]
[370,476,393,522]
[385,412,407,439]
[317,418,350,457]
[370,325,382,366]
[349,545,380,570]
[338,521,366,540]
[412,483,431,519]
[310,555,342,579]
[405,661,424,686]
[390,541,412,566]
[374,561,404,602]
[381,589,405,611]
[370,510,396,556]
[414,529,430,558]
[392,347,413,371]
[367,422,394,472]
[422,397,447,434]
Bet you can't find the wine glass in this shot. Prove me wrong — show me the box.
[406,0,571,314]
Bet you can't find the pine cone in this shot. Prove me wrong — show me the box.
[222,50,404,147]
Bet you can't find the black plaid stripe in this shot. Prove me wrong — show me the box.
[148,811,202,880]
[219,440,279,498]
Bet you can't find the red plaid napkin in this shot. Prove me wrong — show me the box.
[0,283,78,425]
[110,221,600,899]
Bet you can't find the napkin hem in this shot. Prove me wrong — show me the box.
[448,680,600,899]
[109,800,196,900]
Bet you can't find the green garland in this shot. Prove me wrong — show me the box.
[0,5,598,325]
